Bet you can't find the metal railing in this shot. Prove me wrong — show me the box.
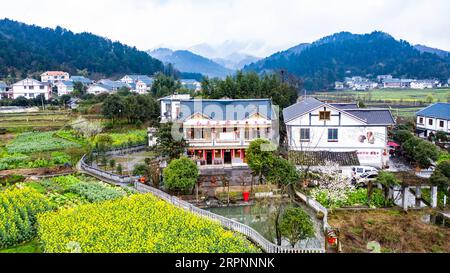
[79,150,325,253]
[295,191,331,231]
[135,182,324,253]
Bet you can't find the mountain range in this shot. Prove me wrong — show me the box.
[148,48,233,78]
[0,18,164,81]
[244,31,450,90]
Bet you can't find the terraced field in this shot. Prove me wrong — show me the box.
[0,111,72,131]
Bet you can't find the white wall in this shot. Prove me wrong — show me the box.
[286,106,389,168]
[12,79,51,100]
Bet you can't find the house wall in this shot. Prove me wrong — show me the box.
[87,86,109,95]
[286,106,389,168]
[12,80,51,100]
[417,115,450,135]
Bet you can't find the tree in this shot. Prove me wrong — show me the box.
[109,159,116,172]
[265,157,300,245]
[246,139,276,184]
[393,130,413,144]
[102,94,125,122]
[266,157,300,188]
[151,73,182,98]
[59,95,71,108]
[426,94,435,104]
[376,171,400,205]
[436,131,449,143]
[116,164,123,175]
[163,157,199,193]
[155,123,188,161]
[430,160,450,192]
[280,207,315,247]
[94,134,113,153]
[414,141,440,168]
[133,164,151,177]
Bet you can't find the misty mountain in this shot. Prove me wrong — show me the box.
[148,48,233,78]
[244,31,450,90]
[213,53,261,70]
[189,41,262,70]
[414,44,450,58]
[0,18,164,80]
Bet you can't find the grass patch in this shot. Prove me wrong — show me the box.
[329,210,450,253]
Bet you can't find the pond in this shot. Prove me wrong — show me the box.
[208,200,325,249]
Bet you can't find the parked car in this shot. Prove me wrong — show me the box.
[350,166,378,179]
[354,171,379,188]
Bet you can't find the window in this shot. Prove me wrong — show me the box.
[245,127,250,140]
[300,128,310,142]
[439,121,444,128]
[419,117,424,124]
[429,119,433,126]
[328,129,338,142]
[319,111,331,121]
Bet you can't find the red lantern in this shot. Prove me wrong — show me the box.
[327,237,337,246]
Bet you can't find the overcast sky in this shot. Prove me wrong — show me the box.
[1,0,449,57]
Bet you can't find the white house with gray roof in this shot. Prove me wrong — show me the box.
[283,97,395,169]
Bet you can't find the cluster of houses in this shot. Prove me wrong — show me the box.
[154,95,449,173]
[335,75,448,91]
[0,71,202,100]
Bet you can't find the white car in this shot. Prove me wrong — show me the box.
[355,171,379,188]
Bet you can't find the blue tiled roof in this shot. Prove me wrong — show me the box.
[0,81,7,89]
[283,97,324,122]
[346,109,395,125]
[179,99,273,121]
[71,76,92,84]
[60,80,74,87]
[416,103,450,120]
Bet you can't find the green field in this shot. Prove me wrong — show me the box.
[313,88,450,103]
[0,111,72,131]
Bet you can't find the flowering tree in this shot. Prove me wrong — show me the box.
[310,161,355,208]
[71,117,103,138]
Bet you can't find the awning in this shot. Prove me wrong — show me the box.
[387,141,400,148]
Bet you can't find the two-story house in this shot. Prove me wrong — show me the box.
[181,79,202,92]
[41,71,70,85]
[120,75,154,94]
[160,95,275,167]
[56,81,74,96]
[11,79,52,100]
[283,98,395,169]
[416,103,450,138]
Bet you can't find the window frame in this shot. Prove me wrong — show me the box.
[328,128,339,142]
[300,128,311,142]
[319,111,331,121]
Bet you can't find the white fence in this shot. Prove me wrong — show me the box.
[79,152,324,253]
[135,182,324,253]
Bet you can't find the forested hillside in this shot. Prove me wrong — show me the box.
[0,19,164,81]
[245,31,450,90]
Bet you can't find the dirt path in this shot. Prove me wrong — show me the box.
[0,166,74,177]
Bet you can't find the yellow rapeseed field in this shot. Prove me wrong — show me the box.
[37,194,260,253]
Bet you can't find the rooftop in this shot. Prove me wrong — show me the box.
[416,103,450,120]
[283,97,395,125]
[289,151,360,166]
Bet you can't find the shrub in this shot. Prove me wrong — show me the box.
[0,187,53,248]
[37,194,258,253]
[67,182,125,203]
[163,157,199,193]
[280,207,315,247]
